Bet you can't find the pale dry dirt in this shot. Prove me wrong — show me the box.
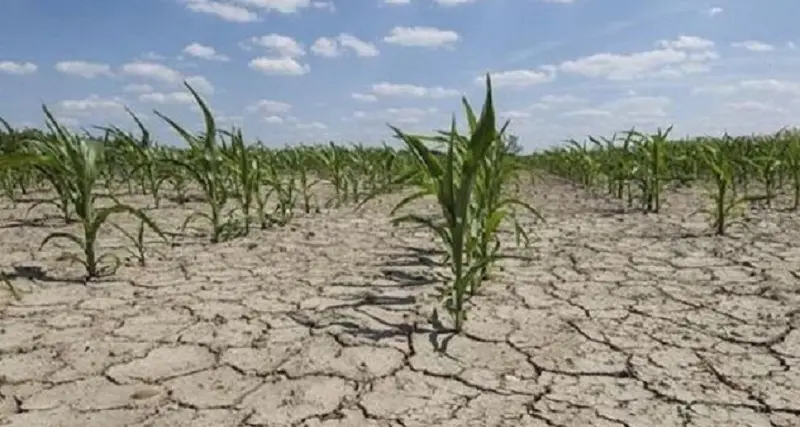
[0,179,799,427]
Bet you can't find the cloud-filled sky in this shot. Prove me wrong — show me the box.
[1,0,799,151]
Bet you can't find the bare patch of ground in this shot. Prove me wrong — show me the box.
[0,180,798,427]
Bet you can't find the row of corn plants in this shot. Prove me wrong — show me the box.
[1,78,542,330]
[8,77,798,328]
[0,83,428,280]
[527,127,800,235]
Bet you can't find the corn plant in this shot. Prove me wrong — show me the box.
[163,149,191,204]
[316,142,349,208]
[102,108,168,208]
[747,138,781,208]
[156,82,236,243]
[696,137,750,236]
[34,107,165,279]
[0,117,33,205]
[467,128,543,290]
[629,127,671,213]
[389,75,508,332]
[264,160,297,226]
[286,147,320,214]
[563,139,600,188]
[781,130,800,210]
[220,128,259,235]
[110,218,167,267]
[25,143,74,223]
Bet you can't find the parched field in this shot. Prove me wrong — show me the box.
[1,179,798,427]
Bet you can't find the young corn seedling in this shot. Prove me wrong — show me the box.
[696,138,750,236]
[24,145,74,223]
[317,142,349,208]
[390,75,501,332]
[564,139,601,188]
[157,82,236,243]
[102,108,168,208]
[163,150,191,205]
[286,147,320,214]
[111,219,167,267]
[0,117,28,205]
[747,140,781,209]
[220,128,259,236]
[265,161,297,226]
[629,127,671,213]
[468,126,543,290]
[35,107,165,279]
[781,130,800,210]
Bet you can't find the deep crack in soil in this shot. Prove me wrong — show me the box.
[0,180,799,427]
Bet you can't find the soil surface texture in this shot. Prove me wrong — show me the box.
[1,180,799,427]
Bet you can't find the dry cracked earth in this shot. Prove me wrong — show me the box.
[0,179,799,427]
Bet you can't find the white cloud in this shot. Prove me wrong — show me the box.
[383,26,460,48]
[54,61,113,78]
[739,79,800,94]
[264,115,284,124]
[562,108,610,118]
[725,100,784,114]
[658,35,715,51]
[119,62,214,97]
[351,93,378,102]
[0,61,37,75]
[731,40,775,52]
[296,121,327,130]
[383,0,410,4]
[692,85,738,95]
[540,94,584,104]
[559,36,717,80]
[311,1,334,11]
[481,67,556,87]
[246,99,293,113]
[697,79,800,98]
[371,82,460,98]
[233,0,313,13]
[248,34,306,57]
[353,107,440,124]
[249,56,310,75]
[603,95,671,118]
[561,95,671,123]
[311,34,379,57]
[120,61,183,83]
[434,0,476,5]
[123,84,155,93]
[59,95,126,112]
[139,52,166,61]
[707,7,723,16]
[499,110,531,120]
[182,0,333,20]
[139,92,195,104]
[182,0,260,22]
[311,37,339,57]
[183,43,230,61]
[337,34,380,57]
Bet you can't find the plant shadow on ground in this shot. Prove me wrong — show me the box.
[0,217,54,229]
[4,264,86,285]
[374,245,446,287]
[287,270,457,356]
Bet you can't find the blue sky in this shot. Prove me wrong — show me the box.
[1,0,799,151]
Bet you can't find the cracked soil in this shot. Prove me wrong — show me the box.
[1,179,799,427]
